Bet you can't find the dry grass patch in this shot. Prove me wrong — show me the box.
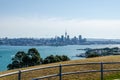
[1,55,120,80]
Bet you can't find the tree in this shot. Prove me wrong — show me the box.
[43,55,70,64]
[86,53,100,58]
[12,51,26,63]
[61,55,70,61]
[43,55,56,64]
[7,51,26,70]
[28,48,42,65]
[7,48,42,70]
[7,48,70,70]
[22,54,31,67]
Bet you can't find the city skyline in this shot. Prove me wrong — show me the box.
[1,0,120,39]
[0,32,88,46]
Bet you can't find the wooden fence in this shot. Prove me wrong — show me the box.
[0,62,120,80]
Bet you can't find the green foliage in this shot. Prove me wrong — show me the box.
[86,53,100,58]
[104,72,120,80]
[43,55,70,64]
[61,55,70,61]
[7,48,42,70]
[7,48,70,70]
[7,51,26,70]
[28,48,41,65]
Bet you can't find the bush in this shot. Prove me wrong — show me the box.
[86,53,100,58]
[43,55,70,64]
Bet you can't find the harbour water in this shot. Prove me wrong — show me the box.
[0,44,120,72]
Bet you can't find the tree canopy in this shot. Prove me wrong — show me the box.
[43,55,70,64]
[7,48,70,70]
[7,48,42,70]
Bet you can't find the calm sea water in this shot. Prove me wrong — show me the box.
[0,44,120,72]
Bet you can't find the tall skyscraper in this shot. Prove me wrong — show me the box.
[79,35,82,41]
[65,30,67,39]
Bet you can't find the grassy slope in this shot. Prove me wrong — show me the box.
[1,55,120,80]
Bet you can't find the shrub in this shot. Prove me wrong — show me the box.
[86,53,100,58]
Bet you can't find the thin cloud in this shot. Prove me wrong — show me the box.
[0,17,120,38]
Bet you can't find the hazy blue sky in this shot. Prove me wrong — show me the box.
[0,0,120,39]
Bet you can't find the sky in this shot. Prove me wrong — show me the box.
[0,0,120,39]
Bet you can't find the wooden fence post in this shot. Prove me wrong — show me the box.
[100,62,103,80]
[18,70,21,80]
[59,64,62,80]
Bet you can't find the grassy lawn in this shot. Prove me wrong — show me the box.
[1,55,120,80]
[104,72,120,80]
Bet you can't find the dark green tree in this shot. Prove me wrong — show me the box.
[43,55,70,64]
[61,55,70,61]
[28,48,42,65]
[7,51,26,70]
[7,48,70,70]
[22,54,31,67]
[43,55,56,64]
[7,48,42,70]
[86,53,100,58]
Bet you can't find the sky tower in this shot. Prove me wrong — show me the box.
[65,30,67,39]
